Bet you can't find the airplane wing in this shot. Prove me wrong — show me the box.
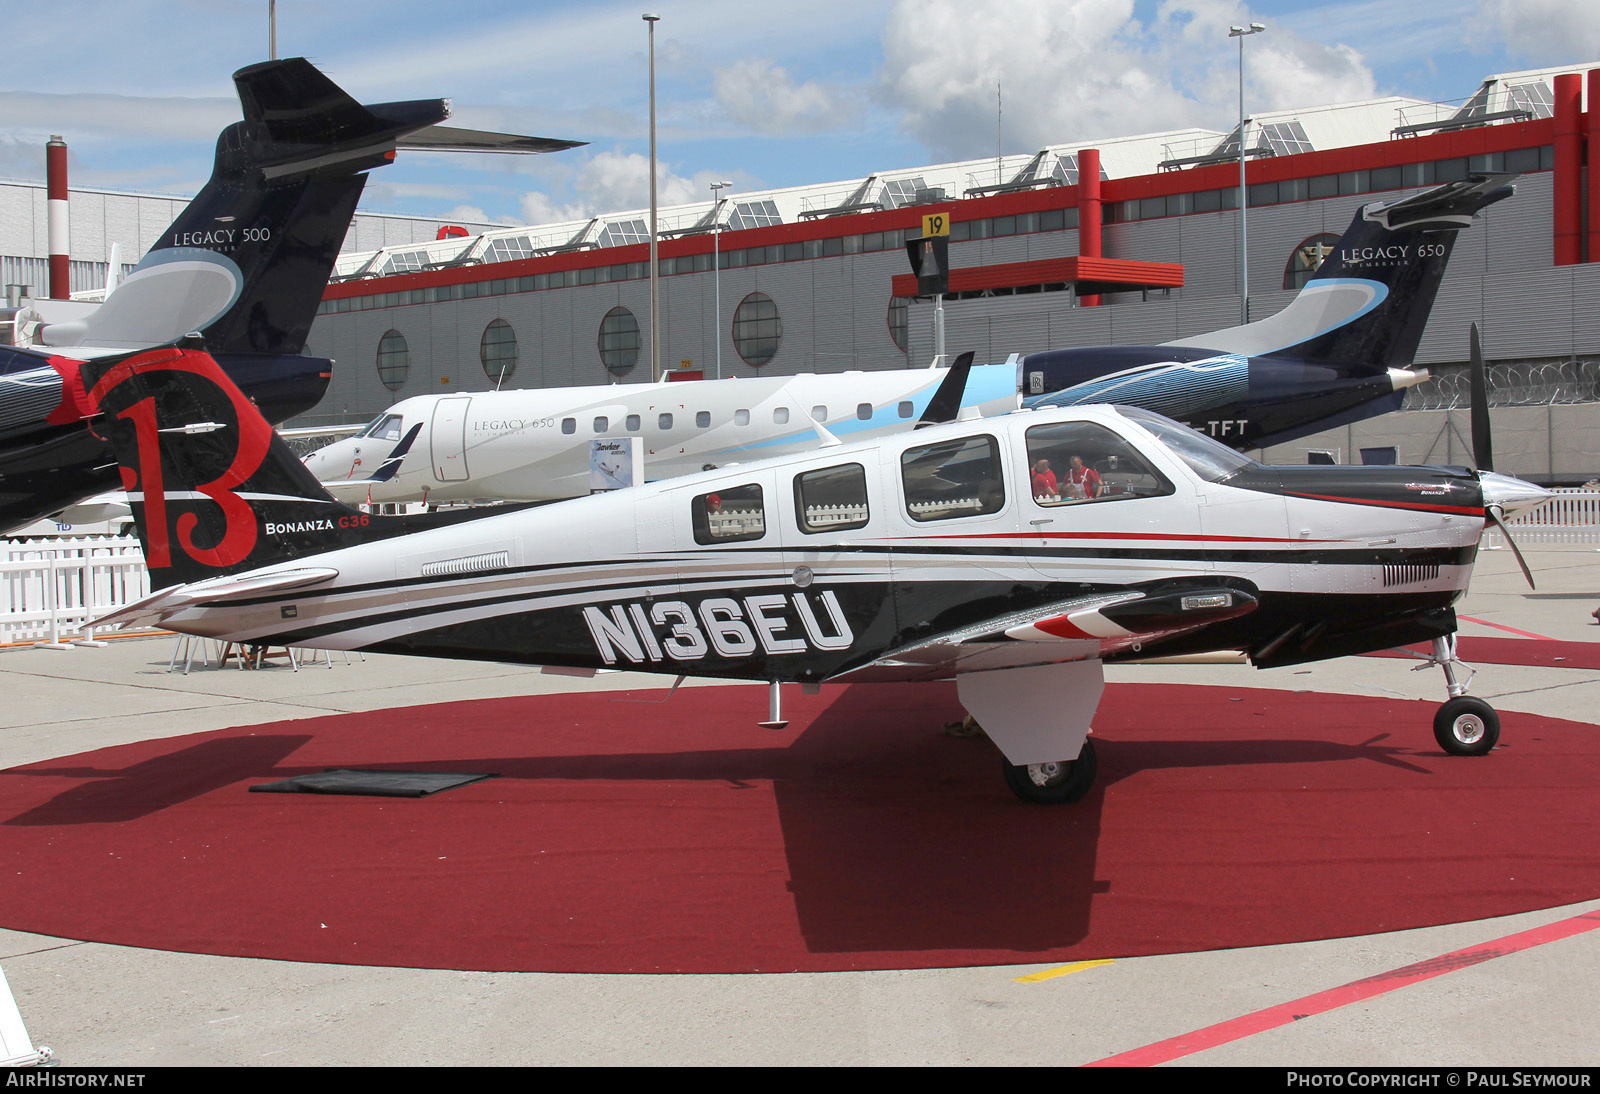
[829,585,1257,682]
[93,567,341,630]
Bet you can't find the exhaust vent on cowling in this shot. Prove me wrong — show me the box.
[421,551,510,578]
[1382,562,1440,587]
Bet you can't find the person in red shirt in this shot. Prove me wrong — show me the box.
[1031,458,1059,500]
[1068,455,1102,499]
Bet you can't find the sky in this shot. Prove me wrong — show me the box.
[2,0,1598,229]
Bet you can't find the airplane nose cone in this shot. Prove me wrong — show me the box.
[1478,470,1553,518]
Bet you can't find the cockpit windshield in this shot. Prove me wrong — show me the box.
[358,414,404,442]
[1114,406,1259,483]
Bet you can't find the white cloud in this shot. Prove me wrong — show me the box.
[520,149,733,224]
[1476,0,1600,66]
[713,59,857,134]
[878,0,1380,161]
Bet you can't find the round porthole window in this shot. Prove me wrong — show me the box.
[732,291,782,367]
[376,329,409,391]
[598,306,640,377]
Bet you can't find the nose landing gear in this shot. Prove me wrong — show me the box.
[1412,635,1501,756]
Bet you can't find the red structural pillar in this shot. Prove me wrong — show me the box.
[46,135,69,299]
[1553,73,1582,266]
[1078,147,1102,307]
[1587,69,1600,263]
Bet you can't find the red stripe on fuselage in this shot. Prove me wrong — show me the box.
[1283,491,1485,516]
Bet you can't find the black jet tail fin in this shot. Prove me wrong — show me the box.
[80,343,394,590]
[1165,174,1514,367]
[65,59,582,360]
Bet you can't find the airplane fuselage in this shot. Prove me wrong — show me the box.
[164,404,1489,680]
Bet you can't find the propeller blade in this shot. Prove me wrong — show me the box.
[1486,504,1536,589]
[1469,322,1493,472]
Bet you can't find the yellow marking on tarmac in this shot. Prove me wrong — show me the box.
[1013,959,1114,983]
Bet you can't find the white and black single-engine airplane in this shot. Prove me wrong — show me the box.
[89,343,1548,804]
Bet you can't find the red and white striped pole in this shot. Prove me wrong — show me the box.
[46,135,69,299]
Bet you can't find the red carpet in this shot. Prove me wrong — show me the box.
[1,682,1597,974]
[1371,636,1600,670]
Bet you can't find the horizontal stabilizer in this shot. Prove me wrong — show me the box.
[93,566,341,630]
[1365,173,1516,231]
[398,125,586,155]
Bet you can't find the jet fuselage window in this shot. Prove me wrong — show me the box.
[593,416,609,434]
[626,414,641,431]
[1024,421,1173,505]
[796,463,870,533]
[691,483,766,545]
[659,413,673,430]
[811,405,829,422]
[562,418,576,435]
[898,401,913,419]
[901,435,1005,522]
[735,409,750,426]
[774,407,790,425]
[856,403,873,421]
[696,411,711,428]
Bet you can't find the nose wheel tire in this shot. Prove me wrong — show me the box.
[1002,739,1098,804]
[1433,696,1500,756]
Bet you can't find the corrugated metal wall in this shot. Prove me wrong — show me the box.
[303,175,1600,427]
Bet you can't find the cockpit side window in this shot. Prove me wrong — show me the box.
[360,414,403,441]
[1024,421,1172,505]
[901,435,1005,522]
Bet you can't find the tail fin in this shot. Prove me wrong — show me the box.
[1164,174,1514,366]
[80,342,384,589]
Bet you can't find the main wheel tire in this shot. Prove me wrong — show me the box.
[1433,696,1500,756]
[1001,739,1098,805]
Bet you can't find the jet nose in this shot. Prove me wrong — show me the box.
[1478,470,1553,519]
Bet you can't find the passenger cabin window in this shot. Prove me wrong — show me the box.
[811,405,828,422]
[1024,421,1172,505]
[856,403,872,421]
[696,411,711,428]
[659,413,673,430]
[692,483,766,544]
[735,409,750,426]
[561,417,576,435]
[901,435,1005,521]
[593,416,609,434]
[795,463,870,533]
[897,401,913,419]
[773,407,790,425]
[626,414,641,431]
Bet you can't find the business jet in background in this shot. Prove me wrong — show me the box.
[0,56,580,534]
[306,174,1508,507]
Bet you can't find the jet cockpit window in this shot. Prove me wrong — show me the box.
[360,414,404,442]
[796,464,870,534]
[1025,421,1172,505]
[1116,407,1258,483]
[692,483,766,545]
[901,435,1005,522]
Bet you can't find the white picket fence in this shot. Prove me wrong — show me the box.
[0,536,150,645]
[1484,488,1600,548]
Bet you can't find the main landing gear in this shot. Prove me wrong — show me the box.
[1000,739,1099,805]
[1414,635,1501,756]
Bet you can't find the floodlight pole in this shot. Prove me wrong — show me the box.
[644,14,661,382]
[1230,22,1265,326]
[711,180,733,379]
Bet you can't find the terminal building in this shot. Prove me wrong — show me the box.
[5,63,1600,478]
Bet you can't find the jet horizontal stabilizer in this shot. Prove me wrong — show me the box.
[397,125,586,155]
[1364,172,1516,231]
